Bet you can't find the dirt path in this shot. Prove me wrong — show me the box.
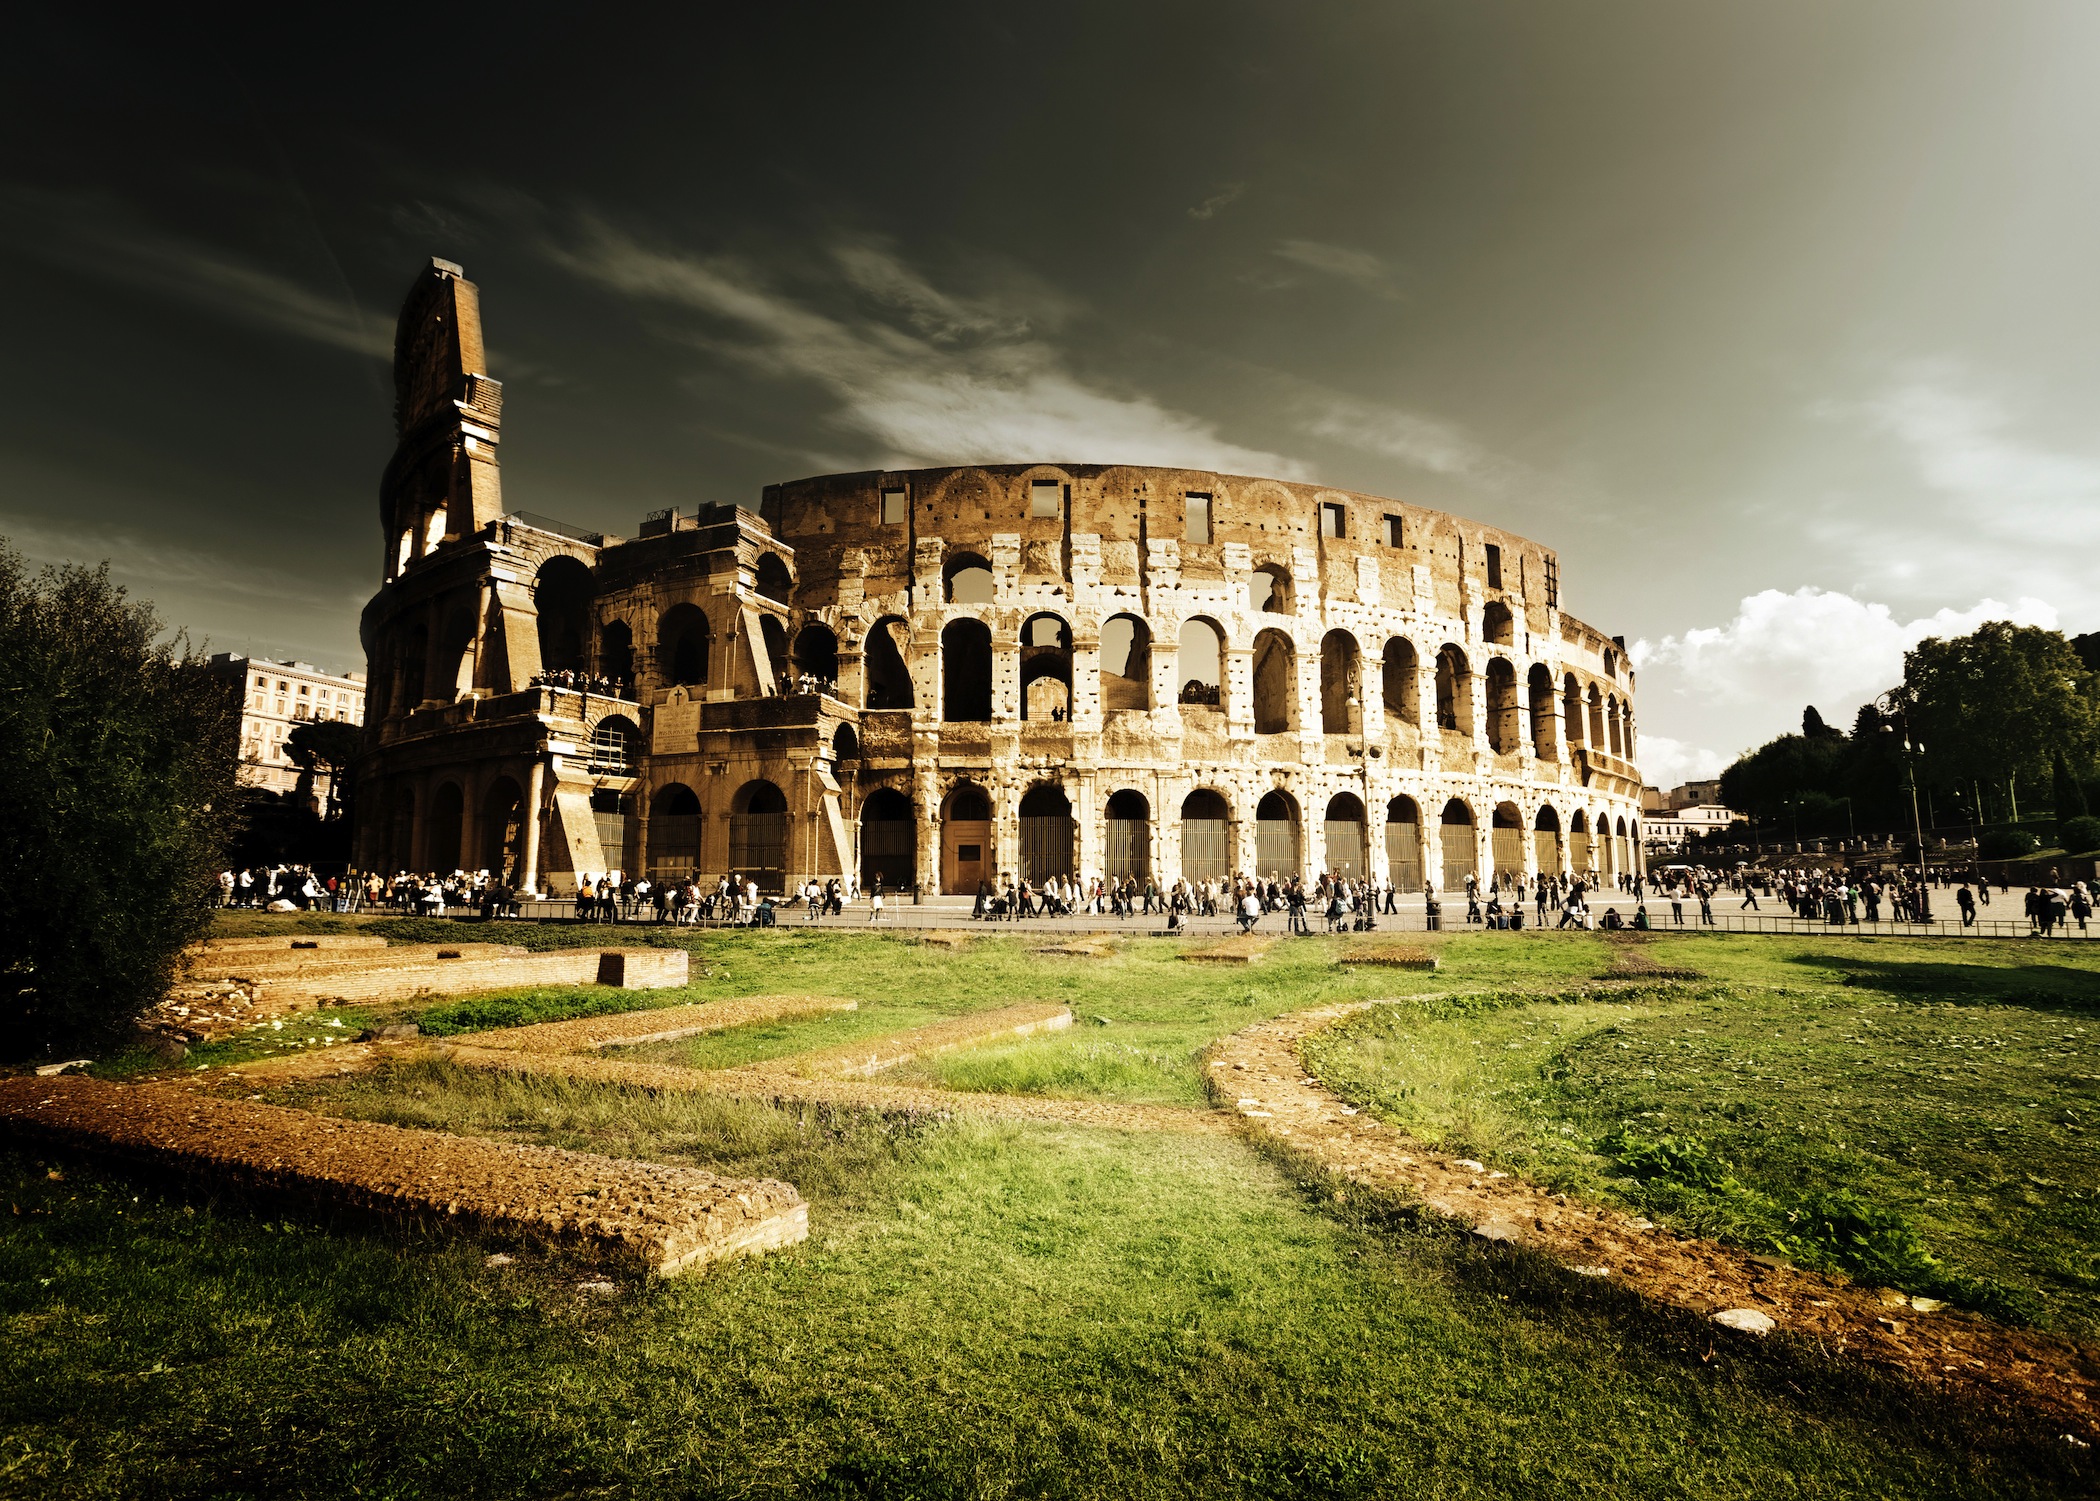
[1208,1000,2099,1438]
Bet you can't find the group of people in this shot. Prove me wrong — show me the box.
[529,668,631,697]
[775,670,840,698]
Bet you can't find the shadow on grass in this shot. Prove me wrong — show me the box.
[1798,953,2100,1010]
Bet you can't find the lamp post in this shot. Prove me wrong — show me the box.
[1877,694,1932,922]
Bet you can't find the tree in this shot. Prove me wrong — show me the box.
[284,718,362,820]
[2056,749,2091,821]
[0,545,239,1055]
[1901,623,2099,796]
[1802,705,1842,739]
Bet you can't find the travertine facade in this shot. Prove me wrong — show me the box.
[355,260,1646,893]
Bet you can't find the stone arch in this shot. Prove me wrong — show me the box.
[942,618,993,721]
[1563,672,1584,747]
[1018,782,1075,883]
[729,779,789,892]
[1485,657,1520,753]
[1532,802,1563,877]
[1606,694,1625,756]
[759,615,789,689]
[1319,629,1362,735]
[387,785,415,872]
[1569,808,1593,872]
[1491,800,1524,882]
[1177,617,1225,706]
[1252,628,1296,734]
[1384,795,1422,891]
[1251,562,1293,614]
[1323,791,1367,878]
[399,620,429,707]
[1103,788,1151,879]
[859,786,915,893]
[599,619,634,685]
[940,780,993,894]
[755,553,793,604]
[1382,638,1419,728]
[944,551,994,604]
[1100,613,1153,711]
[1434,645,1472,735]
[650,783,702,878]
[1527,663,1556,758]
[832,722,860,762]
[1254,789,1301,878]
[587,714,640,775]
[863,617,913,709]
[1438,797,1476,891]
[1586,684,1606,748]
[1181,788,1233,882]
[1020,612,1073,721]
[427,780,464,872]
[1482,600,1515,646]
[658,603,712,688]
[433,600,477,702]
[534,556,593,675]
[794,623,839,685]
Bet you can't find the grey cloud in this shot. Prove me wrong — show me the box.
[552,225,1308,477]
[1188,182,1246,221]
[1271,239,1402,298]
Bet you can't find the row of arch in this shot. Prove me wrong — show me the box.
[642,776,1640,894]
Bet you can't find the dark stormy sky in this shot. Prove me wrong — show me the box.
[5,3,2096,780]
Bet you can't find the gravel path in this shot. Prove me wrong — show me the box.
[1208,1000,2099,1437]
[0,1075,806,1275]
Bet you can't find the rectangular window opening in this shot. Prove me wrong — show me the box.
[1485,543,1503,589]
[881,487,908,524]
[1544,557,1561,608]
[1384,514,1404,548]
[1185,493,1212,544]
[1030,480,1063,519]
[1320,502,1346,539]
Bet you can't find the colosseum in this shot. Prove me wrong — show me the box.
[354,259,1647,898]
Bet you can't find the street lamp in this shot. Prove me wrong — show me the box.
[1876,694,1932,922]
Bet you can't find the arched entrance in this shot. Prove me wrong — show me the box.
[481,777,524,880]
[1491,802,1525,883]
[1103,789,1151,879]
[1439,798,1476,892]
[1181,789,1231,883]
[1533,805,1563,878]
[1384,796,1421,891]
[1323,792,1366,879]
[729,780,788,893]
[1569,811,1592,873]
[427,781,464,872]
[859,787,915,893]
[1019,783,1074,884]
[650,783,701,880]
[940,783,992,894]
[1255,789,1300,879]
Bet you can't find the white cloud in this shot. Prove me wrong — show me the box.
[1272,239,1402,298]
[551,226,1306,477]
[1631,585,2060,762]
[0,188,387,359]
[1299,394,1511,486]
[1632,734,1731,791]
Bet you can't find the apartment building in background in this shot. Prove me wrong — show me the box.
[207,652,367,803]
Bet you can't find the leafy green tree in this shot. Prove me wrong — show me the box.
[1899,623,2098,795]
[284,717,362,820]
[0,545,239,1055]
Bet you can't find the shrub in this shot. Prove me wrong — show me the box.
[1977,828,2041,860]
[0,547,239,1055]
[2060,815,2100,855]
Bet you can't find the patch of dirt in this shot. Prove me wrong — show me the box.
[1598,933,1704,981]
[1207,1001,2098,1438]
[1339,941,1440,970]
[1032,936,1119,958]
[1181,934,1275,965]
[0,1075,806,1275]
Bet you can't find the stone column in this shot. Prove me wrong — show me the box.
[520,760,545,894]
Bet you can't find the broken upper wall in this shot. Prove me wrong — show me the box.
[381,259,506,582]
[762,464,1561,632]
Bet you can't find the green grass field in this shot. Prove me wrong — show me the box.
[5,920,2097,1498]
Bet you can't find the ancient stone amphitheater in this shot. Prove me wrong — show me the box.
[355,260,1645,896]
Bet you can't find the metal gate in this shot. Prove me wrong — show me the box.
[1440,829,1476,892]
[1255,818,1299,879]
[1532,829,1560,878]
[1020,815,1073,884]
[729,811,787,892]
[1491,827,1525,882]
[1384,822,1421,892]
[1103,818,1149,879]
[861,815,915,892]
[1323,819,1365,879]
[1182,818,1229,883]
[1570,831,1591,873]
[650,814,701,880]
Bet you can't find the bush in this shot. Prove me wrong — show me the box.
[0,547,239,1055]
[1977,828,2041,860]
[2061,815,2100,855]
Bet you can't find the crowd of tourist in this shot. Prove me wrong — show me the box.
[528,668,632,697]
